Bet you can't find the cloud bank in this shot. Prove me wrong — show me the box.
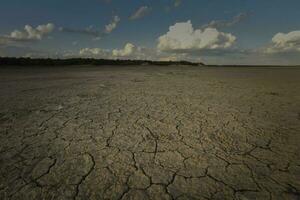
[77,42,204,62]
[79,48,111,58]
[79,43,149,60]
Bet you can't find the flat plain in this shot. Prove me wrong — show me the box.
[0,65,299,200]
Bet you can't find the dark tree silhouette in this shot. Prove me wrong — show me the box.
[0,57,204,67]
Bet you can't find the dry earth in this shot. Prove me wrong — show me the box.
[0,65,299,200]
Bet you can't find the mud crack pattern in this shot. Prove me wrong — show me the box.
[0,66,300,200]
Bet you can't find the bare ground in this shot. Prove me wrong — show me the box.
[0,65,299,200]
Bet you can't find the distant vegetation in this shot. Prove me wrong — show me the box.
[0,57,204,66]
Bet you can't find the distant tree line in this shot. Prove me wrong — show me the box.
[0,57,204,66]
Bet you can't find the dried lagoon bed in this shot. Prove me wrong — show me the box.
[0,65,300,199]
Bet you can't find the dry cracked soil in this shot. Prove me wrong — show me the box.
[0,65,299,200]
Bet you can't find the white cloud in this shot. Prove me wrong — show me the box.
[77,42,204,62]
[112,43,136,57]
[9,23,55,41]
[265,30,300,53]
[111,43,167,60]
[105,15,120,34]
[79,43,146,59]
[158,53,201,62]
[157,20,236,52]
[129,6,151,20]
[79,48,112,58]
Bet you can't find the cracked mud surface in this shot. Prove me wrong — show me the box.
[0,65,300,200]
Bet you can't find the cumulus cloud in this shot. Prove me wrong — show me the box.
[157,20,236,53]
[129,6,151,20]
[105,15,120,33]
[264,30,300,53]
[10,23,54,41]
[112,43,136,57]
[0,23,55,44]
[201,12,249,29]
[112,43,173,60]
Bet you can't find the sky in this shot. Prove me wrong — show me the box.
[0,0,300,65]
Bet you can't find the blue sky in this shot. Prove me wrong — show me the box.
[1,0,300,64]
